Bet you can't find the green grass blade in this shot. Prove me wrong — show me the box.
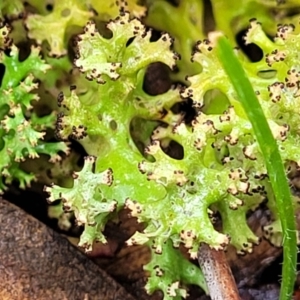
[215,34,297,300]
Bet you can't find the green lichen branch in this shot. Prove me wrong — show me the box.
[215,32,297,300]
[0,28,69,193]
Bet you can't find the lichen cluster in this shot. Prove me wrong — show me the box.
[1,0,300,299]
[0,24,68,192]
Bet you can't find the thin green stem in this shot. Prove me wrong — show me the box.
[215,34,297,300]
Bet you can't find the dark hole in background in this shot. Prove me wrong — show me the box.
[4,185,46,216]
[143,62,172,95]
[149,28,163,42]
[46,4,54,12]
[17,41,32,62]
[161,140,184,160]
[3,186,79,235]
[172,98,197,125]
[23,1,53,13]
[68,35,77,62]
[0,64,5,87]
[236,29,264,62]
[3,139,87,236]
[284,7,300,18]
[259,246,300,286]
[203,0,216,34]
[166,0,180,7]
[126,36,135,47]
[3,48,11,56]
[259,253,283,285]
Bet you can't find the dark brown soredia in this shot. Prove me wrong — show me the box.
[0,198,136,300]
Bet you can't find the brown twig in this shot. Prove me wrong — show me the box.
[198,243,240,300]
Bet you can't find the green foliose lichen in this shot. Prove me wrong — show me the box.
[144,240,208,300]
[46,12,180,247]
[133,19,300,258]
[89,0,146,21]
[0,27,68,192]
[25,0,94,57]
[43,4,300,297]
[145,0,300,82]
[14,1,300,299]
[46,11,209,297]
[145,0,203,80]
[0,0,24,19]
